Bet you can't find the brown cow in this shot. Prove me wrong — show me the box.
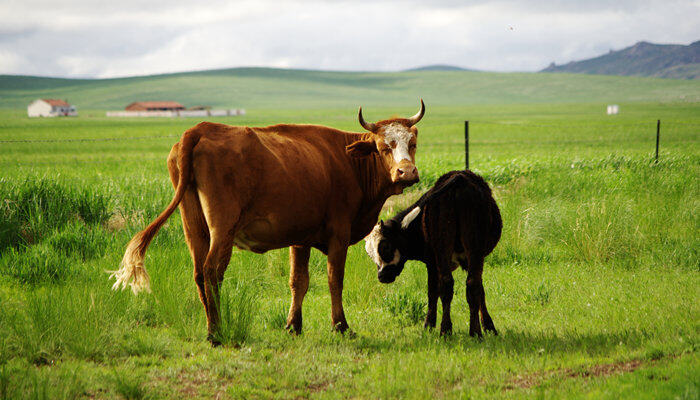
[109,101,425,344]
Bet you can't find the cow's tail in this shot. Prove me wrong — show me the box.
[108,129,202,295]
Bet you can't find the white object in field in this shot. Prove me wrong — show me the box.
[27,99,77,117]
[105,108,245,117]
[606,105,619,115]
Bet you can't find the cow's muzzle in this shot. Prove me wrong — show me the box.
[377,264,404,284]
[391,163,419,185]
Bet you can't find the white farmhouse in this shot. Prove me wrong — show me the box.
[27,99,77,117]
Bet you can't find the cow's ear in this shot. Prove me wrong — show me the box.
[346,139,377,157]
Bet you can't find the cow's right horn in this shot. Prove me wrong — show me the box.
[358,107,376,132]
[407,99,425,126]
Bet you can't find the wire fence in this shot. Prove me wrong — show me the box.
[0,120,697,144]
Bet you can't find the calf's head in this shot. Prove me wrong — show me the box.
[364,207,421,283]
[346,100,425,186]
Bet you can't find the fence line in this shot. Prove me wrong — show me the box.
[0,120,696,144]
[0,134,180,143]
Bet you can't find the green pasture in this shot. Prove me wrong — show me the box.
[0,101,698,399]
[2,68,700,110]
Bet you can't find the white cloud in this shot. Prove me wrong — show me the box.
[0,0,698,77]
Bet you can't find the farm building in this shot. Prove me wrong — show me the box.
[27,99,77,117]
[125,101,185,111]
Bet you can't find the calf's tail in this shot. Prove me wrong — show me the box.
[108,129,202,294]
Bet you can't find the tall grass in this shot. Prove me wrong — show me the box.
[212,278,259,347]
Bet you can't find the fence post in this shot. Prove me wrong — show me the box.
[464,120,469,170]
[655,119,660,163]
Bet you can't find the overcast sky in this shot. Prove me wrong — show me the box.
[1,0,698,78]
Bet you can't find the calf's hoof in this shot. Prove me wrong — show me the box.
[469,329,484,339]
[424,315,436,330]
[440,322,452,336]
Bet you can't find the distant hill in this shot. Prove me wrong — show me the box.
[542,40,700,79]
[1,66,699,110]
[404,65,471,72]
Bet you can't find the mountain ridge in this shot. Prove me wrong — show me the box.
[542,40,700,79]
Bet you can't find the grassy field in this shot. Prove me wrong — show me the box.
[0,100,698,399]
[2,67,700,110]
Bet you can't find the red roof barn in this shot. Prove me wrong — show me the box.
[125,101,185,111]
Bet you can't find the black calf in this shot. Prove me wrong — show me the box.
[364,170,502,336]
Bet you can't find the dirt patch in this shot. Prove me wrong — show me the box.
[568,359,644,379]
[504,356,672,391]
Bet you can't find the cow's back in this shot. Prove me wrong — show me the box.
[182,122,365,252]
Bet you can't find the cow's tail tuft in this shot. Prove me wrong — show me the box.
[109,234,152,294]
[108,128,202,295]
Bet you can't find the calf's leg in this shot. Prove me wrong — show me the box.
[465,256,497,336]
[465,258,484,338]
[286,245,311,334]
[424,265,439,329]
[438,273,454,335]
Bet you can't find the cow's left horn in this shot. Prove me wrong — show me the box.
[407,99,425,126]
[358,107,376,132]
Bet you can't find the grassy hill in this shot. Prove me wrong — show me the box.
[542,41,700,80]
[1,67,699,110]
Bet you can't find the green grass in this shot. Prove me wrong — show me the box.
[0,100,698,398]
[1,67,700,110]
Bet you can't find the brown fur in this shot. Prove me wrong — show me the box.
[110,105,425,343]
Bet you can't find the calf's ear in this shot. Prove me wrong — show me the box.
[346,139,377,157]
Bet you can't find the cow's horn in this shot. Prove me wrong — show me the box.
[358,107,376,132]
[407,99,425,126]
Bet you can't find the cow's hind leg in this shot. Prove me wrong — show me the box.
[286,245,311,334]
[181,189,211,316]
[202,232,235,346]
[168,145,211,316]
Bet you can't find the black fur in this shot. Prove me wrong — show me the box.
[373,170,502,336]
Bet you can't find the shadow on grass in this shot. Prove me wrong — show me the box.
[332,327,655,357]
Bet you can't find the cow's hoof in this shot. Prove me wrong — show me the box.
[469,330,484,340]
[332,321,350,334]
[207,334,222,347]
[285,323,302,335]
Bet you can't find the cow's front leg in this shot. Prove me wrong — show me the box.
[424,264,439,329]
[439,273,454,335]
[286,245,311,334]
[326,237,349,333]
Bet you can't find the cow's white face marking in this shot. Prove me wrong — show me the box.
[382,123,414,163]
[364,224,400,267]
[401,207,421,229]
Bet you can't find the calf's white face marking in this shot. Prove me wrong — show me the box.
[382,123,414,163]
